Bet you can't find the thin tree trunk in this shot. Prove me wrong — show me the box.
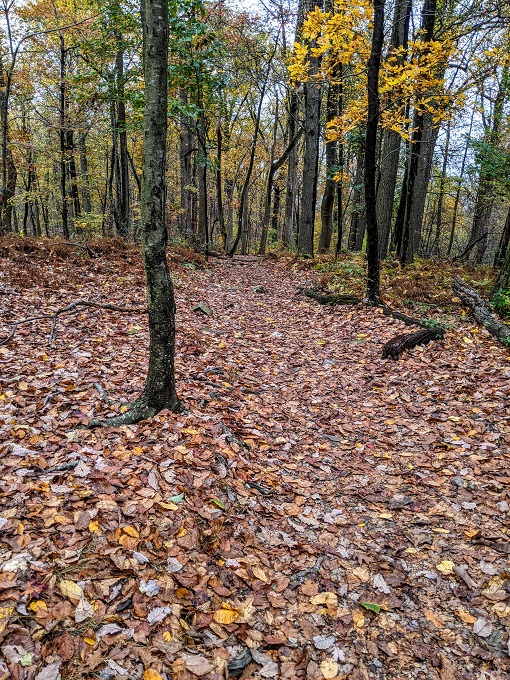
[283,90,299,247]
[447,104,475,257]
[348,152,365,251]
[408,113,439,257]
[364,0,384,303]
[298,0,324,256]
[494,207,510,268]
[67,128,81,225]
[319,80,339,253]
[196,95,208,252]
[59,35,69,239]
[228,57,274,257]
[78,131,92,214]
[91,0,180,427]
[376,0,411,258]
[216,113,226,251]
[466,72,508,264]
[431,118,450,256]
[398,0,437,265]
[116,43,130,239]
[271,183,281,237]
[178,88,193,241]
[259,126,303,255]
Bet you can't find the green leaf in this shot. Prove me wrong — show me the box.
[360,602,381,614]
[210,498,225,510]
[168,492,185,504]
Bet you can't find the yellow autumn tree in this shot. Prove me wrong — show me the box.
[288,0,456,147]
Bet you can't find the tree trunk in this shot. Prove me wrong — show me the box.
[178,88,194,241]
[409,113,439,257]
[59,35,69,238]
[283,90,299,247]
[3,147,16,233]
[348,152,365,251]
[116,43,130,239]
[319,80,340,253]
[216,113,227,251]
[397,0,437,265]
[78,132,92,214]
[465,69,508,264]
[67,128,81,225]
[447,105,475,257]
[376,0,411,258]
[90,0,180,426]
[228,61,272,257]
[259,125,303,255]
[430,118,450,256]
[298,0,324,256]
[494,207,510,268]
[196,103,208,252]
[364,0,384,303]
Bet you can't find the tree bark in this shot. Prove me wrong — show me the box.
[90,0,180,426]
[216,113,227,251]
[465,69,508,264]
[494,206,510,268]
[259,127,303,255]
[447,103,475,257]
[376,0,411,258]
[397,0,437,265]
[430,118,450,256]
[78,132,92,214]
[364,0,385,302]
[59,35,69,238]
[179,87,194,241]
[283,89,299,247]
[298,0,324,256]
[348,152,365,251]
[115,43,130,239]
[319,80,340,253]
[453,277,510,346]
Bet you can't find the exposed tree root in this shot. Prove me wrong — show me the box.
[1,299,146,346]
[298,286,445,359]
[86,393,183,428]
[452,276,510,346]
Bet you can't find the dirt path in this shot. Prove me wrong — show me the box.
[1,252,509,679]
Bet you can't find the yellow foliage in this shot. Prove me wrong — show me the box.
[288,0,458,142]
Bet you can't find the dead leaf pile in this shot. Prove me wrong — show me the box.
[0,248,509,679]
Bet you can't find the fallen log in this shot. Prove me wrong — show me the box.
[382,327,444,360]
[297,288,361,305]
[452,276,510,346]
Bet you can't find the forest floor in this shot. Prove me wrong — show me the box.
[0,239,509,680]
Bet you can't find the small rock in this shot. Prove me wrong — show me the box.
[192,302,212,315]
[253,285,266,293]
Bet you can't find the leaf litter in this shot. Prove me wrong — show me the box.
[0,246,509,679]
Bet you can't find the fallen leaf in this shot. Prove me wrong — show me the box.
[213,608,239,624]
[143,671,163,680]
[180,651,214,676]
[473,617,493,638]
[320,659,339,679]
[59,580,84,602]
[436,560,455,575]
[310,592,338,606]
[75,597,94,623]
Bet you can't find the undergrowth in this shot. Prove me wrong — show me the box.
[297,252,496,313]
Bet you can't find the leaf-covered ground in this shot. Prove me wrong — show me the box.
[1,244,509,680]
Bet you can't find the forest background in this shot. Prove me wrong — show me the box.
[0,0,510,298]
